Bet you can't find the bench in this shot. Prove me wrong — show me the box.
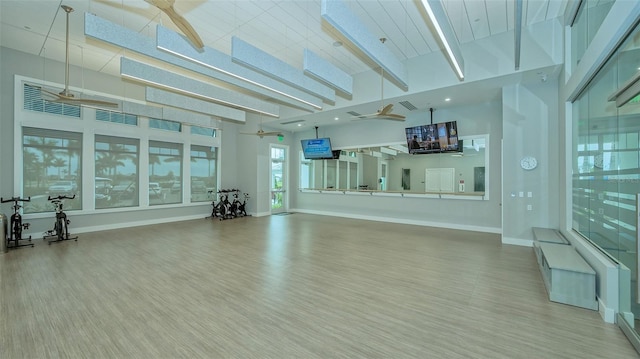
[532,227,569,267]
[532,228,597,310]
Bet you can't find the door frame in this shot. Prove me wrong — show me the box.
[269,144,288,214]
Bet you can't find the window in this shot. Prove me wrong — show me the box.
[95,135,139,209]
[149,141,182,205]
[190,145,217,202]
[96,109,137,126]
[23,83,80,117]
[149,118,181,132]
[22,127,82,213]
[191,126,216,137]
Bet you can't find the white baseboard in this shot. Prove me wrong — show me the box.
[254,211,271,217]
[599,297,615,323]
[501,236,533,247]
[25,213,210,238]
[290,208,501,234]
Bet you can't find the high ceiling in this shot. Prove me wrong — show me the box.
[0,0,569,131]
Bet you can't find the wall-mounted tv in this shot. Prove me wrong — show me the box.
[301,138,334,159]
[405,121,459,154]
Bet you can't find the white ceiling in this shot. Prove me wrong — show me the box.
[0,0,569,130]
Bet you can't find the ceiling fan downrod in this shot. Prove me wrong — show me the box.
[60,5,74,98]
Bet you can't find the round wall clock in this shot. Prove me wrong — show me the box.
[520,156,538,170]
[594,153,604,169]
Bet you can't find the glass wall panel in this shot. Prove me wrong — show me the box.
[95,135,139,209]
[190,145,217,202]
[571,0,615,72]
[149,141,182,205]
[572,21,640,334]
[22,127,82,212]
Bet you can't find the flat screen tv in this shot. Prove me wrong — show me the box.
[301,138,334,159]
[405,121,459,154]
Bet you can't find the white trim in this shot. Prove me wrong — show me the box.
[501,236,533,247]
[599,297,616,324]
[23,212,210,238]
[290,208,501,234]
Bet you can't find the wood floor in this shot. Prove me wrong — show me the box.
[1,214,637,358]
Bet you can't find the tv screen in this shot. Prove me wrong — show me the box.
[301,138,334,159]
[405,121,459,154]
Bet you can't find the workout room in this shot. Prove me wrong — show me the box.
[1,1,640,357]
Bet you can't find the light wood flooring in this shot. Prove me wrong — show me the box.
[1,214,638,358]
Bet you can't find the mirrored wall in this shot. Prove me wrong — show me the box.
[300,135,488,198]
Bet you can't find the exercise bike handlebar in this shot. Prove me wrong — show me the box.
[1,196,31,203]
[47,195,76,201]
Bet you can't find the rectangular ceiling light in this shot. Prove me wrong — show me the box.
[155,25,323,110]
[514,0,523,71]
[231,37,335,103]
[120,57,278,118]
[303,49,353,96]
[147,87,245,123]
[321,0,408,91]
[85,13,320,112]
[418,0,465,80]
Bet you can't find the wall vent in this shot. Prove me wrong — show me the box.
[399,101,417,111]
[347,111,361,117]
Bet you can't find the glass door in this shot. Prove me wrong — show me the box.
[270,145,287,214]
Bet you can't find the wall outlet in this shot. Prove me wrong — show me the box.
[527,204,532,211]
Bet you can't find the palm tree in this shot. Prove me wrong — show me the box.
[149,153,161,177]
[25,137,57,187]
[52,157,67,179]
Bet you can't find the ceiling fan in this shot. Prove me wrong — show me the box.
[39,5,118,108]
[145,0,204,49]
[240,117,283,139]
[352,39,405,122]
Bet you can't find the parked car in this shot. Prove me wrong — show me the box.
[149,182,162,198]
[94,177,112,201]
[191,180,206,193]
[111,183,136,200]
[48,180,78,197]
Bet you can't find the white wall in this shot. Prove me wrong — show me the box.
[501,80,560,246]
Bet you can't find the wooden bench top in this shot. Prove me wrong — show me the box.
[533,227,569,244]
[539,243,595,274]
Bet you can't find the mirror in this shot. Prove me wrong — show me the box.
[300,135,488,197]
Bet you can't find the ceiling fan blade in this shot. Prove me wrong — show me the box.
[39,87,119,108]
[147,0,204,49]
[56,95,120,108]
[378,103,394,115]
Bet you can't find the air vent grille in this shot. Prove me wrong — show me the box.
[399,101,417,111]
[347,111,361,117]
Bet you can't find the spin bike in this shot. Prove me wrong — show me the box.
[0,196,34,249]
[43,195,78,244]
